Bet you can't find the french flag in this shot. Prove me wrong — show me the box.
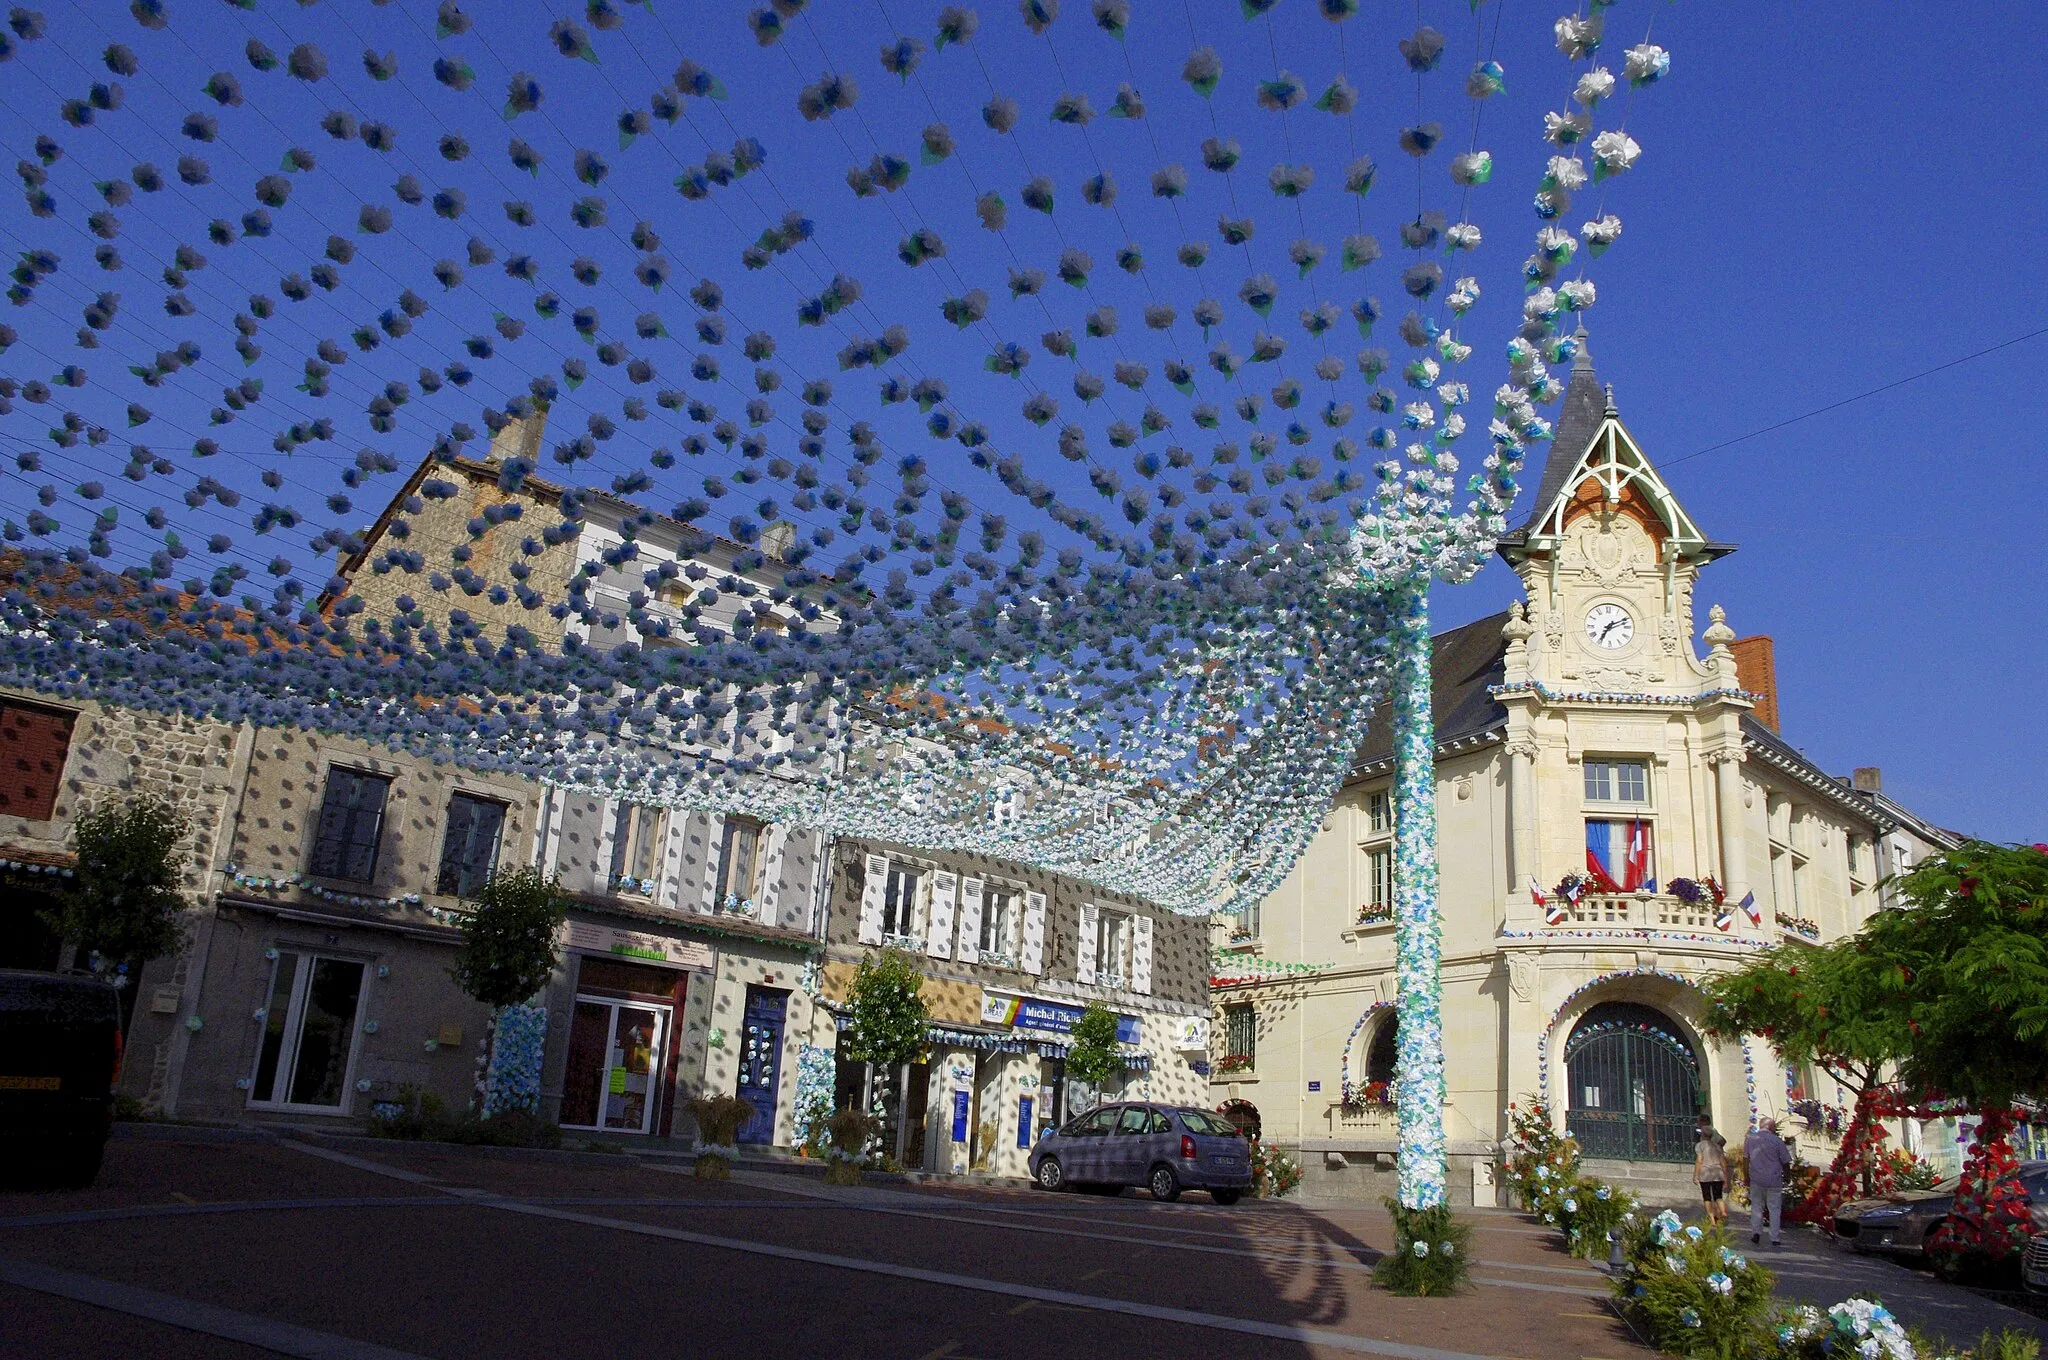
[1586,820,1654,892]
[1738,890,1760,925]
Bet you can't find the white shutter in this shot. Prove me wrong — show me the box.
[1075,903,1100,985]
[533,786,567,873]
[857,853,887,945]
[656,811,690,911]
[1020,891,1047,974]
[955,877,985,962]
[1130,915,1154,995]
[926,871,958,959]
[698,813,726,912]
[755,822,789,920]
[594,798,620,889]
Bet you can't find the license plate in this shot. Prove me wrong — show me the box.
[0,1075,60,1091]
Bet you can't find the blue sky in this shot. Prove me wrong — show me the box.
[0,1,2038,840]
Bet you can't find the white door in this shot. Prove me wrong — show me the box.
[248,952,367,1111]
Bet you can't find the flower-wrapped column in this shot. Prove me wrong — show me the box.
[1391,582,1447,1209]
[481,1003,548,1118]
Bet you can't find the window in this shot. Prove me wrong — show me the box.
[1365,1015,1399,1084]
[609,803,667,893]
[309,769,390,882]
[437,793,507,898]
[714,816,765,907]
[1367,847,1394,911]
[248,951,366,1109]
[1367,788,1391,834]
[1116,1106,1150,1135]
[1096,910,1132,988]
[1584,759,1649,803]
[0,700,74,820]
[1223,1004,1256,1064]
[882,861,923,937]
[1584,818,1655,891]
[980,885,1015,957]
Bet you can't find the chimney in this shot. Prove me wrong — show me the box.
[1729,635,1779,730]
[486,410,546,464]
[1851,767,1882,794]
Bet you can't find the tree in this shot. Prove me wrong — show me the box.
[1064,1004,1123,1087]
[43,796,190,968]
[839,949,929,1158]
[448,868,568,1009]
[839,948,929,1071]
[1703,939,1912,1220]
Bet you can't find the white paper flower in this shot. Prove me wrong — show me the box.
[1445,223,1481,252]
[1543,109,1590,146]
[1546,155,1588,191]
[1591,130,1641,176]
[1572,68,1615,107]
[1554,14,1602,59]
[1625,43,1670,86]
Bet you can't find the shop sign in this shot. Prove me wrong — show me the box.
[1169,1015,1210,1051]
[982,991,1139,1044]
[564,920,713,970]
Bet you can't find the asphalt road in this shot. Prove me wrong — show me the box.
[0,1129,1646,1360]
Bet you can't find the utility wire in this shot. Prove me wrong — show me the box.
[1663,324,2048,468]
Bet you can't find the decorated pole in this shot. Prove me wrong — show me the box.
[1391,580,1447,1210]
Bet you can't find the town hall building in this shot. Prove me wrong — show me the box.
[1211,336,1961,1203]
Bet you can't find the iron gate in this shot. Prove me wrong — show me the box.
[1563,1005,1701,1162]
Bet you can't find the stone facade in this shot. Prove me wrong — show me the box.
[810,837,1211,1179]
[1223,350,1962,1205]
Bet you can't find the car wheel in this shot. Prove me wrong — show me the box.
[1211,1188,1242,1206]
[54,1140,105,1190]
[1035,1157,1065,1192]
[1149,1165,1181,1203]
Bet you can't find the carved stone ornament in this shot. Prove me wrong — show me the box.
[1504,735,1540,761]
[1657,614,1680,655]
[1544,610,1566,651]
[1508,955,1537,1003]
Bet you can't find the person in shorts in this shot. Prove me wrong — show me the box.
[1694,1120,1729,1224]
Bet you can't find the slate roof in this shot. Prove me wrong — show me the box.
[1495,329,1607,550]
[1352,610,1511,770]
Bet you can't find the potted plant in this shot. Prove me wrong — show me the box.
[823,1106,878,1186]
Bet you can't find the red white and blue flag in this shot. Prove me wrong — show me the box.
[1586,819,1655,892]
[1738,890,1760,925]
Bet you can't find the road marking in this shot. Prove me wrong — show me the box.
[1079,1267,1113,1281]
[286,1143,1516,1360]
[168,1191,196,1205]
[0,1196,824,1232]
[0,1255,433,1360]
[1007,1300,1034,1316]
[915,1342,958,1359]
[716,1169,1603,1292]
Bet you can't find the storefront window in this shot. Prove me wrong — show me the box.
[559,956,680,1135]
[248,951,366,1109]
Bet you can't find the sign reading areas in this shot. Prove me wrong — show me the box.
[982,992,1140,1044]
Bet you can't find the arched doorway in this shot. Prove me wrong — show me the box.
[1365,1016,1398,1086]
[1218,1098,1261,1141]
[1563,1001,1701,1162]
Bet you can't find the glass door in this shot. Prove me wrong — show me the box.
[249,952,367,1110]
[560,997,668,1134]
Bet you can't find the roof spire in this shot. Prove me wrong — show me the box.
[1511,325,1606,531]
[1572,324,1593,373]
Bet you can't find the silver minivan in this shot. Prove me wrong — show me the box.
[1028,1102,1252,1203]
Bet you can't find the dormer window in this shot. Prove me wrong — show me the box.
[1583,759,1648,804]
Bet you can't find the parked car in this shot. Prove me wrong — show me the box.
[1834,1161,2048,1259]
[1030,1102,1252,1204]
[2025,1232,2048,1296]
[0,969,125,1188]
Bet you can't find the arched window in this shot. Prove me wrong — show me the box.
[1365,1014,1398,1085]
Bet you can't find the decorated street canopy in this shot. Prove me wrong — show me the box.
[0,0,1669,933]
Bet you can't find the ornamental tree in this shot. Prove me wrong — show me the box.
[840,948,929,1072]
[44,796,191,968]
[448,868,568,1009]
[1064,1004,1124,1088]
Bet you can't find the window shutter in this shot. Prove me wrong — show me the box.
[656,810,690,911]
[1130,914,1154,995]
[1019,891,1047,974]
[1075,903,1099,985]
[345,776,387,882]
[699,813,726,912]
[0,702,73,820]
[955,877,985,961]
[756,822,789,920]
[926,871,958,959]
[857,853,888,945]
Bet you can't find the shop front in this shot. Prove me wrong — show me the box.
[553,919,712,1139]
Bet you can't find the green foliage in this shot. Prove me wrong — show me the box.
[840,948,930,1070]
[1700,939,1897,1100]
[1865,841,2048,1110]
[45,796,190,965]
[365,1083,562,1148]
[447,868,568,1009]
[1248,1137,1302,1198]
[1373,1201,1472,1296]
[1555,1177,1638,1258]
[1064,1003,1123,1086]
[1614,1211,1776,1360]
[1883,1149,1938,1192]
[1498,1097,1581,1212]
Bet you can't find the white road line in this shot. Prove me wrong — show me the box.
[0,1255,435,1360]
[278,1142,1516,1359]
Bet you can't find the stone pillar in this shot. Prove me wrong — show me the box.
[1506,736,1539,896]
[1712,750,1748,903]
[1391,582,1446,1210]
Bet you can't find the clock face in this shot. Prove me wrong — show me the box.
[1585,603,1634,649]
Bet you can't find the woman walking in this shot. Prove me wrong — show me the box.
[1694,1119,1729,1225]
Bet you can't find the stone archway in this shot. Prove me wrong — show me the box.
[1562,1001,1702,1162]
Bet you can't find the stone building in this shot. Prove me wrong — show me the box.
[1215,339,1963,1204]
[811,836,1213,1178]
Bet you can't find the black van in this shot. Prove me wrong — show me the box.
[0,970,124,1187]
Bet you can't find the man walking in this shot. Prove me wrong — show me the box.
[1744,1116,1794,1246]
